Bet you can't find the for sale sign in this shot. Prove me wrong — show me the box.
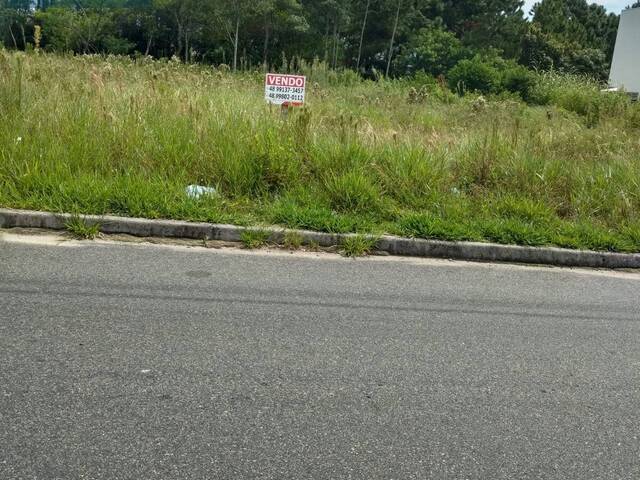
[265,74,306,106]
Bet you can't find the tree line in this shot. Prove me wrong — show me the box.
[1,0,639,80]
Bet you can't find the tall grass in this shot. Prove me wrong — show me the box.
[1,51,639,252]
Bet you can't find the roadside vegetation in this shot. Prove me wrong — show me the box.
[240,229,271,249]
[283,231,304,250]
[1,51,640,252]
[64,215,100,239]
[342,235,379,257]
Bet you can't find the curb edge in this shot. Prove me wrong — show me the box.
[1,208,639,269]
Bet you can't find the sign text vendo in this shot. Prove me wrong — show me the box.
[265,74,306,106]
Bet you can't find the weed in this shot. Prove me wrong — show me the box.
[398,213,481,242]
[324,171,381,213]
[283,230,304,250]
[65,215,101,239]
[240,229,270,249]
[341,235,378,257]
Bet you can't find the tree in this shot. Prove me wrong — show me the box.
[153,0,206,62]
[440,0,528,59]
[532,0,618,61]
[355,0,370,70]
[300,0,350,67]
[0,0,626,83]
[525,0,620,79]
[255,0,307,69]
[214,0,260,70]
[0,0,31,49]
[35,6,135,54]
[385,0,401,76]
[396,26,469,76]
[349,0,435,75]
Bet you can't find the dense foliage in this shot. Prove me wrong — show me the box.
[1,0,638,83]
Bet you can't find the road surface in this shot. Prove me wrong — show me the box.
[1,232,639,479]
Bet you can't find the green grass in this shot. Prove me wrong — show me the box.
[65,215,100,239]
[240,229,270,249]
[341,235,379,257]
[1,51,640,253]
[283,230,304,250]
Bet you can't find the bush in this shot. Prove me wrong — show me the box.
[448,54,538,101]
[501,64,538,101]
[448,56,501,95]
[404,71,438,90]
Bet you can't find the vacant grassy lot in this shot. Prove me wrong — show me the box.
[2,51,640,252]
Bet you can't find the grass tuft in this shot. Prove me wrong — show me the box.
[283,231,304,250]
[65,215,101,239]
[240,229,270,249]
[324,171,382,213]
[341,235,378,257]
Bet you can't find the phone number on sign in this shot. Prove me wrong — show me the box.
[266,86,305,94]
[268,93,304,101]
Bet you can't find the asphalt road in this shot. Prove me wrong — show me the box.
[1,232,640,480]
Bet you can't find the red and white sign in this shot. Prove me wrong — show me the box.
[265,74,306,106]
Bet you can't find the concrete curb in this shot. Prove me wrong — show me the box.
[1,207,639,269]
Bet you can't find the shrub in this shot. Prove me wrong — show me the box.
[448,54,538,100]
[404,71,438,92]
[501,64,538,101]
[448,56,501,95]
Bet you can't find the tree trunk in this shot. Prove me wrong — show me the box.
[233,16,239,72]
[356,0,371,71]
[8,23,18,49]
[386,0,401,77]
[323,22,329,64]
[332,19,338,69]
[20,23,26,49]
[184,29,189,63]
[176,17,183,60]
[263,19,270,71]
[145,32,153,56]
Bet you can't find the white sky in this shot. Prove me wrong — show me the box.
[523,0,632,16]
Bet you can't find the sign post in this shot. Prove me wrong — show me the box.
[265,74,306,117]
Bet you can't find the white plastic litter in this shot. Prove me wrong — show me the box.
[186,184,217,199]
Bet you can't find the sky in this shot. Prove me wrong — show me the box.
[523,0,632,16]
